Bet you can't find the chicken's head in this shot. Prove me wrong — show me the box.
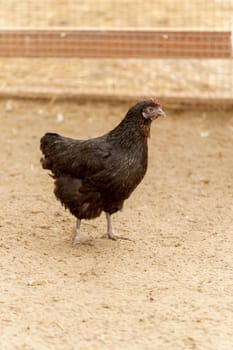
[119,99,166,138]
[142,98,166,121]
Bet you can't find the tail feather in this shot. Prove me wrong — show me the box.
[40,132,63,173]
[40,132,60,154]
[40,132,83,177]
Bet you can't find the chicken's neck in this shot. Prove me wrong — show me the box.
[107,112,151,148]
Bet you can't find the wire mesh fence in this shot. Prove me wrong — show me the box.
[0,0,232,102]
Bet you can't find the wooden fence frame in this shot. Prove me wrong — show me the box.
[0,28,232,107]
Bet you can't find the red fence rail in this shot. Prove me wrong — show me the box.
[0,29,231,58]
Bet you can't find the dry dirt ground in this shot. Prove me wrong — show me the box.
[0,98,233,350]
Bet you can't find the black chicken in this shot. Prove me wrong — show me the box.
[40,99,165,244]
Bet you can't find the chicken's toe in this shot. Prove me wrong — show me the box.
[101,232,133,241]
[73,237,94,246]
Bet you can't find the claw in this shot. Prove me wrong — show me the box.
[101,232,133,241]
[73,237,94,246]
[103,212,133,241]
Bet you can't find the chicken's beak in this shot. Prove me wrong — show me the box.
[155,107,166,118]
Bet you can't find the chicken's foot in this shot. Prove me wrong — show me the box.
[102,212,133,241]
[73,218,93,245]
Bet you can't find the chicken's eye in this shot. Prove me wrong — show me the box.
[147,107,155,112]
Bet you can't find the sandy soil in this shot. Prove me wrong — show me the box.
[0,98,233,350]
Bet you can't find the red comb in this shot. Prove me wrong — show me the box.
[150,97,162,107]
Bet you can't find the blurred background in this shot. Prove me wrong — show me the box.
[0,0,232,102]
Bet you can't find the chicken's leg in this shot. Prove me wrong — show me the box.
[73,218,81,244]
[73,218,93,245]
[102,212,132,241]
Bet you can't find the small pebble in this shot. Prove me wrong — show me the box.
[56,113,64,123]
[200,131,209,138]
[5,100,13,112]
